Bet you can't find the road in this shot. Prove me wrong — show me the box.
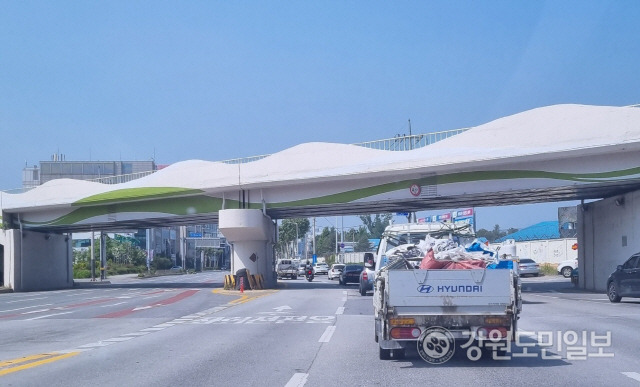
[0,272,639,386]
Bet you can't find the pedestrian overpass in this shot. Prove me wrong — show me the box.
[2,103,640,292]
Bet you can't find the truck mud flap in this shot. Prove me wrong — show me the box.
[379,339,405,350]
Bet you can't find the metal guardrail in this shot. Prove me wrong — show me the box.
[4,128,469,189]
[221,128,470,164]
[355,128,470,152]
[88,171,156,184]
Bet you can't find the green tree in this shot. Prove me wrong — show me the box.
[354,230,373,252]
[359,214,392,239]
[342,226,371,252]
[476,224,519,243]
[277,218,311,258]
[315,226,337,257]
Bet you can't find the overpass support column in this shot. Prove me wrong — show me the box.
[218,209,276,289]
[1,229,73,292]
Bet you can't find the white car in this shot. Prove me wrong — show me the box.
[328,264,345,280]
[313,263,329,275]
[557,259,578,278]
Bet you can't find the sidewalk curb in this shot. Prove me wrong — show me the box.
[73,280,113,288]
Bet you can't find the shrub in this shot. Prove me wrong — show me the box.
[540,263,557,276]
[74,269,91,279]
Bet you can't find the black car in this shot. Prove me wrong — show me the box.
[571,267,579,287]
[607,253,640,302]
[339,265,363,285]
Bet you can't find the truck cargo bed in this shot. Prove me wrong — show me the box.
[386,269,514,315]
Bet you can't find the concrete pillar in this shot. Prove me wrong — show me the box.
[218,209,276,289]
[1,229,73,292]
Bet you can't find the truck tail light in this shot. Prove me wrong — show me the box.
[476,327,508,340]
[390,327,421,339]
[362,271,368,281]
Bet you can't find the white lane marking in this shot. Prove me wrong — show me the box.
[23,308,51,315]
[25,311,73,320]
[335,307,345,315]
[7,297,48,303]
[285,373,308,387]
[0,303,53,313]
[319,326,336,343]
[77,341,116,349]
[100,302,127,307]
[622,372,640,382]
[103,337,135,342]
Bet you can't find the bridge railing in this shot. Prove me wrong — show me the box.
[355,128,470,151]
[221,128,470,164]
[4,128,470,189]
[88,171,156,184]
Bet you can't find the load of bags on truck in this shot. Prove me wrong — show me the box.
[385,235,502,270]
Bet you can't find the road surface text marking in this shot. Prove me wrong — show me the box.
[0,287,277,376]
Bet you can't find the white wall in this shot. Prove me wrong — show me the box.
[513,239,577,264]
[579,191,640,292]
[339,252,366,264]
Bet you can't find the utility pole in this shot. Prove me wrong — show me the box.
[91,231,95,281]
[295,222,299,259]
[335,217,338,259]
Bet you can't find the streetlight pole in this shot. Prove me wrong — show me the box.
[295,222,299,259]
[312,217,316,257]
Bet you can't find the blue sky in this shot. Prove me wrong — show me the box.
[1,1,638,230]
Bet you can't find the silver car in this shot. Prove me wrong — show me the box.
[518,258,540,277]
[313,263,329,275]
[328,264,345,280]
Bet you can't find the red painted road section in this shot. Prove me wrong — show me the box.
[96,290,199,318]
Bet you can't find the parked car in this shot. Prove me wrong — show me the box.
[607,253,640,303]
[313,263,329,275]
[518,258,540,277]
[328,264,345,280]
[339,265,363,285]
[359,252,376,296]
[557,258,578,278]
